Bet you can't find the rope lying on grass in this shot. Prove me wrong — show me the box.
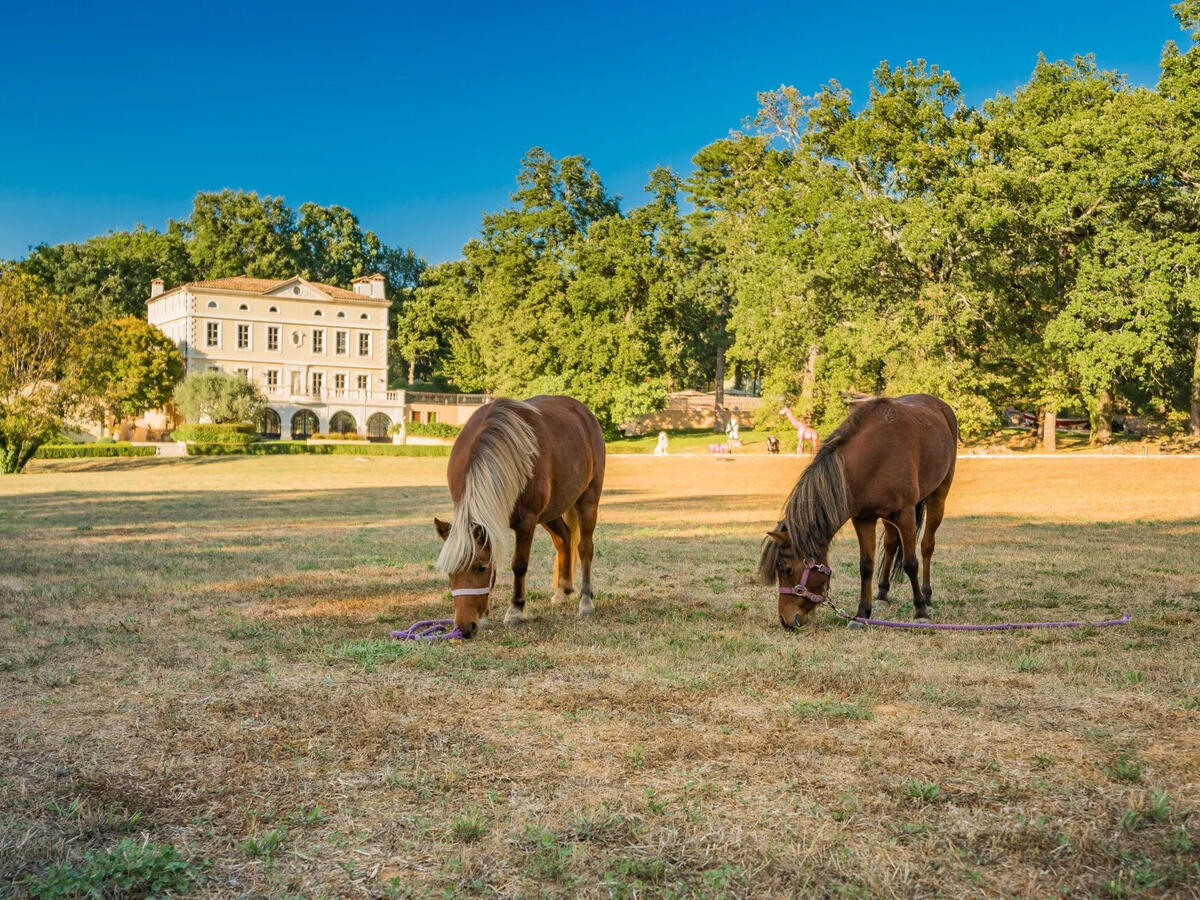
[391,620,463,641]
[826,598,1130,631]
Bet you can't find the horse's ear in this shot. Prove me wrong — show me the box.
[471,524,487,546]
[766,526,788,546]
[434,518,451,541]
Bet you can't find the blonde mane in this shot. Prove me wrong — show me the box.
[437,399,540,575]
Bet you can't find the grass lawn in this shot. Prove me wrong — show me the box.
[607,427,771,454]
[1,454,1198,897]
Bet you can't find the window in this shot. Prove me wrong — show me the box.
[334,373,346,390]
[237,323,250,350]
[207,301,218,309]
[265,369,279,389]
[268,305,279,313]
[206,322,220,347]
[292,286,301,295]
[238,303,249,311]
[427,411,438,424]
[336,311,346,319]
[312,328,325,353]
[313,309,324,317]
[235,367,250,379]
[291,330,303,347]
[359,313,369,320]
[335,330,347,355]
[311,371,324,394]
[356,374,368,390]
[267,325,280,351]
[358,333,370,356]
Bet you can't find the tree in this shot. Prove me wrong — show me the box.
[19,226,194,324]
[182,190,298,279]
[172,371,265,424]
[74,318,185,435]
[0,268,78,473]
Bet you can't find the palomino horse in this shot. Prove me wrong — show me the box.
[759,394,957,629]
[433,396,605,639]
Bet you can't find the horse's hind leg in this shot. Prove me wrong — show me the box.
[920,485,950,613]
[575,490,601,617]
[875,522,901,604]
[541,516,575,605]
[504,516,537,625]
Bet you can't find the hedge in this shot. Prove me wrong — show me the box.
[172,423,257,444]
[402,421,462,438]
[185,441,451,458]
[35,443,157,459]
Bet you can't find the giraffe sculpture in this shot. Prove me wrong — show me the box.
[780,406,819,454]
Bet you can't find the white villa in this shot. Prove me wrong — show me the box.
[145,274,485,440]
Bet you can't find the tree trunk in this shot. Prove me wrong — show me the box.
[1191,329,1200,437]
[1042,408,1057,453]
[800,343,819,417]
[1094,389,1114,445]
[408,358,416,386]
[713,292,729,426]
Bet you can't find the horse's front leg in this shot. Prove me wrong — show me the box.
[875,522,900,605]
[504,516,537,625]
[891,507,928,621]
[851,517,877,623]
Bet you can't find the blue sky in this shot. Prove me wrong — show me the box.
[0,1,1183,266]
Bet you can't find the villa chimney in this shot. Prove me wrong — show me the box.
[352,273,387,301]
[150,278,164,298]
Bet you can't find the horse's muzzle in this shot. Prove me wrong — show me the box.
[459,621,479,639]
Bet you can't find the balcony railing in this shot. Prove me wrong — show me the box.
[264,385,404,404]
[407,391,492,406]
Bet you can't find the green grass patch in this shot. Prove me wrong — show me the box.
[24,839,202,897]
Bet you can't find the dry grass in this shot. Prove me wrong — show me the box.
[1,454,1198,898]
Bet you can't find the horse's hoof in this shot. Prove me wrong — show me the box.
[503,608,525,625]
[846,620,865,629]
[915,617,932,624]
[550,592,567,605]
[577,599,594,617]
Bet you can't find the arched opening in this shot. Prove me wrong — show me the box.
[291,409,319,440]
[258,408,281,440]
[329,411,357,435]
[367,412,392,442]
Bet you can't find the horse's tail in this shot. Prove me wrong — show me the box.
[878,500,927,583]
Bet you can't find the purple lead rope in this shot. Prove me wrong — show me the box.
[826,598,1130,631]
[391,619,463,640]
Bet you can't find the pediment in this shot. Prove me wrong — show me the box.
[265,277,332,301]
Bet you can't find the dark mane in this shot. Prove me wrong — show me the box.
[756,399,888,582]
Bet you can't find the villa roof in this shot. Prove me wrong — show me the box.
[147,275,386,304]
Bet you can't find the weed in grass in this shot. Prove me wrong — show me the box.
[1015,653,1040,673]
[1164,827,1194,853]
[643,787,668,815]
[1145,788,1173,823]
[241,827,288,858]
[903,779,947,803]
[451,808,486,843]
[286,805,328,827]
[1120,809,1142,832]
[23,839,202,898]
[791,698,874,721]
[604,854,668,892]
[1125,670,1146,686]
[1106,753,1145,783]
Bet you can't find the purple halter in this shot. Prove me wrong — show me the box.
[778,559,833,605]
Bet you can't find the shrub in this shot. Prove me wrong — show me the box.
[405,421,461,438]
[171,423,257,444]
[173,371,265,424]
[23,839,202,897]
[185,442,451,457]
[35,443,157,459]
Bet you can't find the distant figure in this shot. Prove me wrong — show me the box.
[708,442,730,455]
[653,431,669,455]
[766,434,780,455]
[780,406,820,454]
[725,407,741,444]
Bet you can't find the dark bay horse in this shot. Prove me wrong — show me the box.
[758,394,958,629]
[433,396,605,638]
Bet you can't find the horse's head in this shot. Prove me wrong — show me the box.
[434,517,495,639]
[759,523,831,630]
